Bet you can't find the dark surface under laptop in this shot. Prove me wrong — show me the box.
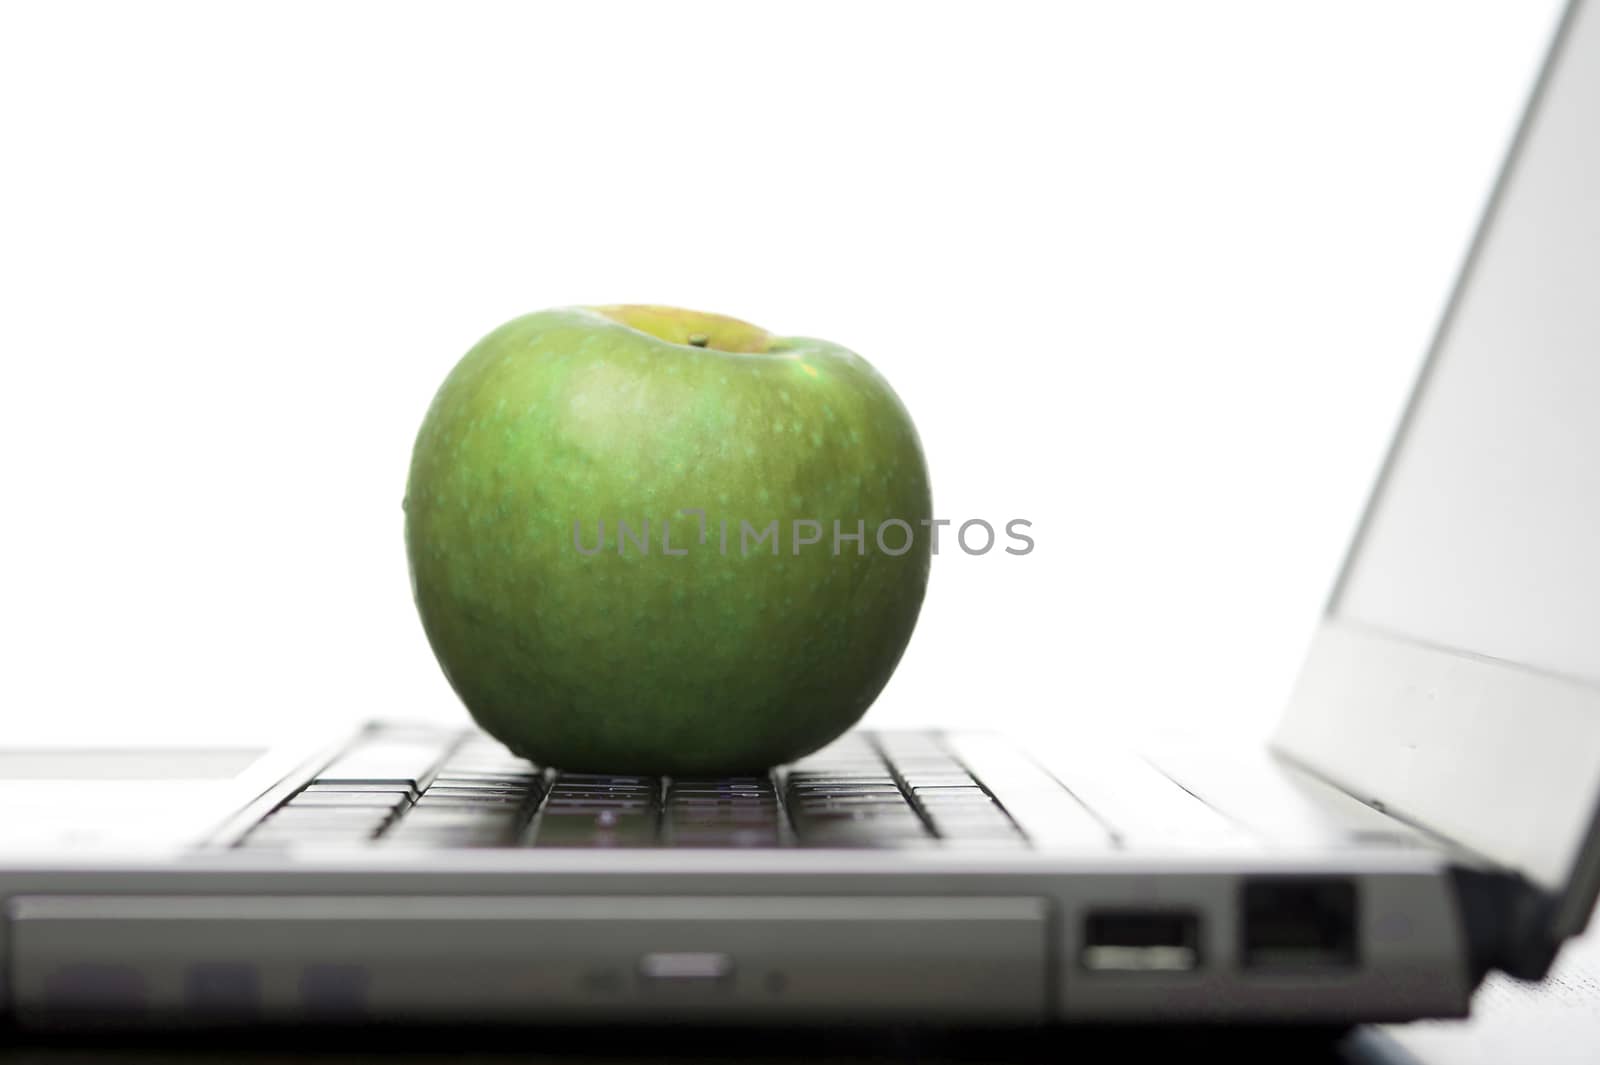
[5,937,1597,1062]
[0,1024,1402,1065]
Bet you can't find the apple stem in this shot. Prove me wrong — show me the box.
[687,333,710,348]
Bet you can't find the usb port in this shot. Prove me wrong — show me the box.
[1082,910,1201,972]
[1241,878,1359,969]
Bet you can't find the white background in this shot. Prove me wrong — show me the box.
[0,2,1564,746]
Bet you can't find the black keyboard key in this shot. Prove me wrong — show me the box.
[669,806,782,826]
[393,807,522,829]
[430,773,542,788]
[669,802,779,816]
[793,808,922,825]
[381,821,520,847]
[784,780,908,796]
[414,792,530,809]
[245,811,393,845]
[382,832,510,848]
[911,786,992,802]
[796,825,935,848]
[250,820,389,836]
[923,800,1009,816]
[558,773,654,787]
[549,775,655,788]
[284,792,409,810]
[914,797,1001,811]
[302,783,417,797]
[663,825,782,847]
[547,777,652,793]
[528,810,657,847]
[790,808,923,827]
[787,788,900,800]
[793,801,912,816]
[668,785,771,796]
[785,770,894,781]
[793,796,917,813]
[543,796,655,812]
[375,804,525,847]
[788,766,889,777]
[422,777,534,793]
[379,829,512,848]
[790,787,895,799]
[921,799,1004,815]
[261,806,395,824]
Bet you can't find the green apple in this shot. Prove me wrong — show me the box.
[404,305,932,774]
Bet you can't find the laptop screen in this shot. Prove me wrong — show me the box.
[1331,0,1600,690]
[1277,3,1600,921]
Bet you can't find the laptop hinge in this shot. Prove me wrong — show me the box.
[1450,865,1563,984]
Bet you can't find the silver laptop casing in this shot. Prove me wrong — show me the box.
[2,0,1596,1030]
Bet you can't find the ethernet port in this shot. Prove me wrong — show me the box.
[1240,878,1359,969]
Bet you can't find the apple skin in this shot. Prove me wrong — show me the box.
[405,305,931,774]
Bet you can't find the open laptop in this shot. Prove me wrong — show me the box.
[2,0,1597,1031]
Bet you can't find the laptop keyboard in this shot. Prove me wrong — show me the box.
[236,728,1030,851]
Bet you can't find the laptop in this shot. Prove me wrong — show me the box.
[2,0,1596,1031]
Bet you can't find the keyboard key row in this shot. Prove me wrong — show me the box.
[237,729,1034,851]
[239,731,545,849]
